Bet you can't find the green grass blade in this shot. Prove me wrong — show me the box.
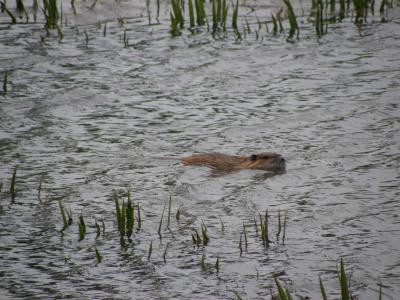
[274,277,288,300]
[319,276,328,300]
[339,258,350,300]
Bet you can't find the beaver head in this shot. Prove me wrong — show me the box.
[241,152,285,172]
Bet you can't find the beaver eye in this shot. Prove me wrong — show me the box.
[250,154,257,161]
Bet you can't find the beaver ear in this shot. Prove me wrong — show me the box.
[250,154,257,161]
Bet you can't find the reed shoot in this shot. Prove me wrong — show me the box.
[59,200,68,231]
[10,165,17,203]
[167,196,172,228]
[195,0,206,26]
[200,254,206,271]
[282,212,287,244]
[0,2,17,24]
[319,276,328,300]
[95,247,102,263]
[274,277,293,300]
[231,0,239,30]
[170,0,184,36]
[43,0,59,29]
[114,192,125,238]
[147,241,153,261]
[201,222,209,245]
[215,256,220,275]
[242,222,248,250]
[338,257,350,300]
[163,242,170,263]
[239,233,243,257]
[84,30,89,45]
[95,218,101,238]
[78,213,86,241]
[137,204,142,229]
[158,198,168,238]
[283,0,300,39]
[3,71,8,93]
[126,189,134,238]
[276,209,282,240]
[189,0,195,28]
[220,217,225,232]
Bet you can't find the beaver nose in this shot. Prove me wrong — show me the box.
[280,158,285,163]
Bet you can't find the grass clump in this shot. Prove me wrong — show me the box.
[170,0,184,36]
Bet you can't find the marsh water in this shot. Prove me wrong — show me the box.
[1,1,400,299]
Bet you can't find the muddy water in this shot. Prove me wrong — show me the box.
[1,2,400,299]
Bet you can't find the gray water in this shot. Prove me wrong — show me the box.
[1,1,400,299]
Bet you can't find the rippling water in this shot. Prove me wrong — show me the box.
[1,1,400,299]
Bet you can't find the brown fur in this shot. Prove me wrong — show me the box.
[180,152,285,172]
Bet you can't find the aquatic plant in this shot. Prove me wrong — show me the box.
[200,254,206,271]
[195,0,206,26]
[276,209,282,240]
[175,206,181,222]
[84,29,89,45]
[59,199,69,231]
[315,0,326,37]
[319,276,328,300]
[220,217,225,232]
[242,221,248,250]
[145,0,151,24]
[158,198,168,238]
[238,232,243,256]
[114,192,125,238]
[42,0,59,29]
[2,71,8,94]
[95,246,102,263]
[147,241,153,261]
[126,194,134,239]
[163,242,170,263]
[10,165,17,203]
[95,218,101,238]
[338,257,350,300]
[167,196,172,228]
[215,256,220,275]
[78,213,86,241]
[0,2,17,24]
[259,210,270,248]
[274,277,293,300]
[282,211,287,244]
[188,0,195,28]
[231,0,239,31]
[137,203,142,229]
[170,0,184,36]
[201,222,209,244]
[283,0,300,40]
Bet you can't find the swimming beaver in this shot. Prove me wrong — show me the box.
[180,152,285,172]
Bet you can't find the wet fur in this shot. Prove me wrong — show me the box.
[180,152,285,172]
